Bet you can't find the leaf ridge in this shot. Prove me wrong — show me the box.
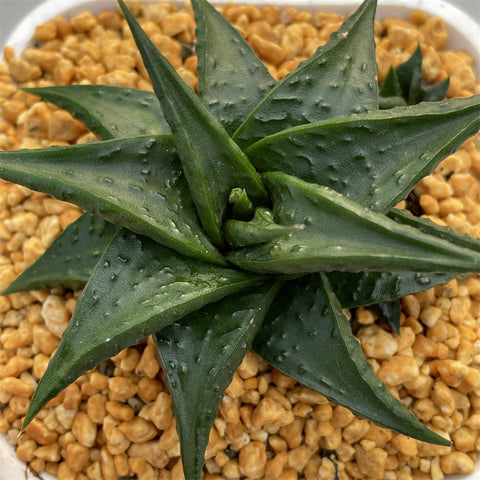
[23,228,261,429]
[23,85,170,139]
[0,135,225,264]
[245,96,480,212]
[233,0,378,148]
[253,273,449,445]
[119,0,267,246]
[192,0,276,133]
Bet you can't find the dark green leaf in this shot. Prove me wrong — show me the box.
[328,270,459,308]
[24,85,170,139]
[378,67,407,110]
[0,135,225,265]
[23,228,262,429]
[155,281,280,480]
[422,77,450,102]
[233,0,378,148]
[119,0,267,247]
[245,96,480,212]
[396,44,423,103]
[387,208,480,250]
[378,96,408,109]
[370,301,401,335]
[327,207,480,307]
[379,45,449,107]
[227,172,480,275]
[225,207,298,248]
[2,213,119,294]
[379,66,403,99]
[253,273,449,445]
[192,0,276,133]
[229,188,254,220]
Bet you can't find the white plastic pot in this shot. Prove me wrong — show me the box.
[3,0,480,73]
[0,1,479,479]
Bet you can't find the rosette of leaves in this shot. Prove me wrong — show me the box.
[1,0,480,477]
[379,44,450,108]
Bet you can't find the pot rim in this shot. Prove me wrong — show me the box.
[3,0,480,75]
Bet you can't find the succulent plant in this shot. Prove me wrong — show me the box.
[1,0,480,477]
[379,44,450,109]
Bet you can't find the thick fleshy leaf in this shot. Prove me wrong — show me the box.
[229,188,254,220]
[379,46,449,108]
[23,229,261,428]
[225,207,298,248]
[422,77,450,102]
[227,172,480,275]
[245,96,480,212]
[388,208,480,248]
[370,301,402,335]
[328,270,459,308]
[253,273,449,445]
[378,95,408,110]
[0,135,225,265]
[393,45,423,103]
[233,0,378,148]
[327,207,480,307]
[119,0,267,247]
[379,66,403,99]
[155,281,280,480]
[24,85,170,139]
[2,213,118,294]
[192,0,276,133]
[379,67,408,109]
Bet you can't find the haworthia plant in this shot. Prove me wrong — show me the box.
[0,0,480,477]
[379,44,450,109]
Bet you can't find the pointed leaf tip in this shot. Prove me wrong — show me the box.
[191,0,276,133]
[233,0,378,147]
[254,273,450,446]
[228,171,480,275]
[119,0,267,247]
[156,281,281,479]
[1,213,119,295]
[23,228,262,429]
